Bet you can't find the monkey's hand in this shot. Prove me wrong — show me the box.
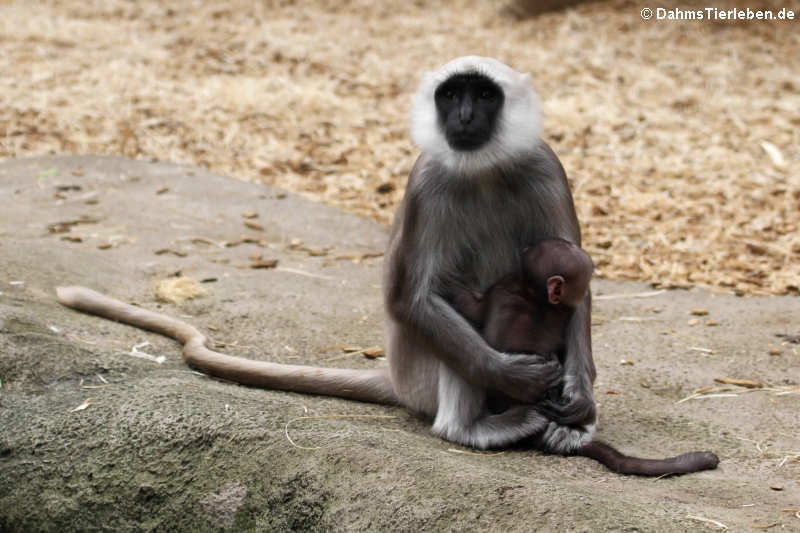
[495,353,563,404]
[536,391,596,427]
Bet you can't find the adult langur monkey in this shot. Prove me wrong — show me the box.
[57,56,717,473]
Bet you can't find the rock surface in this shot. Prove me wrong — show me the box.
[1,156,798,532]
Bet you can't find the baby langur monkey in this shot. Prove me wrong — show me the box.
[449,239,719,475]
[451,238,592,365]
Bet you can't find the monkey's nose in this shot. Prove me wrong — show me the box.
[459,99,474,124]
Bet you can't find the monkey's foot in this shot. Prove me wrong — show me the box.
[540,421,596,454]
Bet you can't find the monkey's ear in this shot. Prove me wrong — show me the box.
[547,276,564,305]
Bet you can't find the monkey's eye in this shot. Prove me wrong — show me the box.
[478,90,494,100]
[444,90,456,100]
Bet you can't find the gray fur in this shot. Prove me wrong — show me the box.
[57,56,597,454]
[386,57,596,451]
[385,146,596,451]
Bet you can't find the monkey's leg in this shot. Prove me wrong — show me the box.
[431,364,549,450]
[56,286,397,404]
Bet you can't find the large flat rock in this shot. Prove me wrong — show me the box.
[1,156,798,532]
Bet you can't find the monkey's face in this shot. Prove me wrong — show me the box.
[434,73,504,151]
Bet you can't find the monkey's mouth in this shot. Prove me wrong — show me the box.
[447,132,489,151]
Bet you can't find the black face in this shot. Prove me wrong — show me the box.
[434,73,504,151]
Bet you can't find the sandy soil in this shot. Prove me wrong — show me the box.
[1,156,798,532]
[0,0,798,295]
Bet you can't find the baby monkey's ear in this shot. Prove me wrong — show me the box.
[546,275,565,305]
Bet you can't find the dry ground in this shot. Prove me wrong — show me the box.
[1,156,798,532]
[1,0,798,296]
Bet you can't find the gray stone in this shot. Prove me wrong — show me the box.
[1,156,798,532]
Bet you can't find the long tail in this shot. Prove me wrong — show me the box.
[56,286,398,405]
[576,440,719,476]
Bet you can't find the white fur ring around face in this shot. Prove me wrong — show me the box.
[411,56,543,175]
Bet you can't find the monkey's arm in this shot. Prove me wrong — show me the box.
[389,288,561,404]
[447,284,486,326]
[537,291,596,426]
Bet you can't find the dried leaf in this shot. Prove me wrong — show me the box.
[154,248,188,257]
[47,217,101,233]
[225,235,267,248]
[689,346,714,353]
[363,346,385,359]
[686,515,728,530]
[334,251,384,263]
[250,259,278,269]
[154,276,208,303]
[759,141,786,168]
[70,398,93,412]
[244,221,264,231]
[714,377,762,389]
[776,333,800,344]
